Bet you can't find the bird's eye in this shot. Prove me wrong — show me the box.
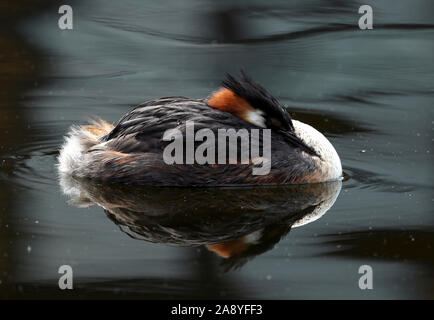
[270,118,282,127]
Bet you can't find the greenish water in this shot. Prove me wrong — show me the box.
[0,0,433,299]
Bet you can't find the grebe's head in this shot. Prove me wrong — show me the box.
[291,119,342,181]
[207,71,342,181]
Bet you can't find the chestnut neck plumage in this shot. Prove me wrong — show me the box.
[206,72,319,158]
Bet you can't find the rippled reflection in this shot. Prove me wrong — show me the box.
[60,176,341,269]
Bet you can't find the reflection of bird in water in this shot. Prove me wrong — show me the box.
[60,176,341,270]
[58,72,341,186]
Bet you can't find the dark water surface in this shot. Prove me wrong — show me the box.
[0,0,433,299]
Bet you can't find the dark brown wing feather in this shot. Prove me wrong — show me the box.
[90,97,317,185]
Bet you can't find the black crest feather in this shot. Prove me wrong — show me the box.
[222,71,319,157]
[222,70,294,132]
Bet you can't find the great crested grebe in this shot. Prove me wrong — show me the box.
[58,72,342,186]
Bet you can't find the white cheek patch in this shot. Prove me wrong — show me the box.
[292,120,342,180]
[245,109,266,128]
[243,229,263,244]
